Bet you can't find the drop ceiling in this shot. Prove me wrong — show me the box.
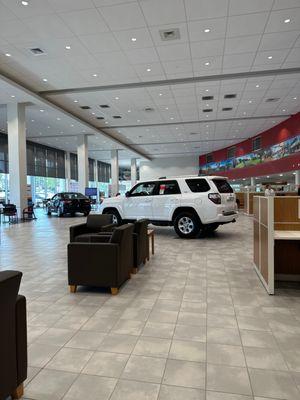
[0,0,299,163]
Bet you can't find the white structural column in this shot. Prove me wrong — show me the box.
[65,151,71,192]
[250,177,255,187]
[131,158,137,187]
[77,135,89,194]
[295,170,300,187]
[94,160,99,202]
[111,149,119,196]
[7,103,27,214]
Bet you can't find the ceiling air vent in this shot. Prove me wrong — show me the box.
[224,94,236,99]
[29,47,46,56]
[96,117,104,120]
[190,132,199,135]
[113,115,122,119]
[203,109,213,112]
[159,28,180,41]
[265,97,280,102]
[99,104,110,108]
[144,107,154,112]
[202,96,214,100]
[80,106,91,110]
[222,107,233,111]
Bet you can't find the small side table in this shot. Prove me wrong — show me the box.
[147,229,154,261]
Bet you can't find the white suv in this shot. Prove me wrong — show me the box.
[100,176,238,238]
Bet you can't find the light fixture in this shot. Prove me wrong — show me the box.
[249,100,253,103]
[159,93,163,96]
[70,124,74,127]
[279,174,283,177]
[255,84,260,88]
[204,28,210,33]
[5,53,11,57]
[11,95,15,98]
[115,96,119,100]
[284,18,291,23]
[137,119,141,122]
[293,97,297,100]
[146,68,151,72]
[131,37,137,42]
[65,45,71,50]
[205,89,209,92]
[21,1,29,5]
[31,119,34,122]
[204,61,210,66]
[40,109,44,112]
[267,55,273,59]
[105,121,108,124]
[127,109,131,113]
[92,73,98,77]
[42,78,48,82]
[170,117,174,120]
[282,109,286,112]
[73,100,78,103]
[91,112,95,115]
[165,107,169,110]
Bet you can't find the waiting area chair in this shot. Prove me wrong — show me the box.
[68,224,134,295]
[69,214,115,242]
[22,204,37,221]
[2,204,18,224]
[0,270,27,400]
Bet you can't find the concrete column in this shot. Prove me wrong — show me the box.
[111,149,119,196]
[131,158,137,187]
[77,135,88,194]
[295,170,300,187]
[250,177,255,187]
[7,103,27,214]
[65,151,71,192]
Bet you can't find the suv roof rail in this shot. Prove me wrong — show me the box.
[158,176,167,179]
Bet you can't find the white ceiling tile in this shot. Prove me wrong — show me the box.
[125,47,159,64]
[59,9,109,35]
[162,59,193,75]
[223,52,256,68]
[113,28,154,50]
[259,31,300,51]
[253,49,290,66]
[265,8,300,33]
[48,0,95,12]
[228,0,273,16]
[185,0,229,20]
[140,0,185,26]
[188,18,227,42]
[227,12,269,37]
[149,23,189,47]
[1,0,54,18]
[99,2,146,31]
[79,33,120,53]
[134,62,165,77]
[225,35,261,54]
[0,18,34,39]
[273,0,300,10]
[156,43,191,61]
[191,39,224,58]
[285,47,300,63]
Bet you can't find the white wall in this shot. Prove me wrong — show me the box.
[140,156,199,181]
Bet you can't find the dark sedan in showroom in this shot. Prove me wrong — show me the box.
[47,192,91,217]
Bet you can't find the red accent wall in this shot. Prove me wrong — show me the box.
[199,112,300,179]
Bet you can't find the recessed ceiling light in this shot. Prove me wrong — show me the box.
[293,97,297,100]
[159,93,163,96]
[31,119,34,122]
[40,109,44,112]
[70,124,74,127]
[57,117,61,120]
[204,61,210,66]
[47,126,50,128]
[279,174,283,177]
[21,1,29,5]
[175,127,178,130]
[284,18,291,23]
[65,45,71,50]
[137,119,141,122]
[205,89,209,92]
[255,84,260,88]
[74,100,78,103]
[170,117,174,120]
[105,121,108,124]
[146,68,151,72]
[92,73,98,77]
[115,96,119,100]
[165,107,169,110]
[131,37,137,42]
[282,109,286,112]
[204,28,210,33]
[5,53,11,57]
[127,110,131,113]
[91,112,95,115]
[249,100,253,103]
[11,95,15,98]
[42,78,48,82]
[267,55,273,59]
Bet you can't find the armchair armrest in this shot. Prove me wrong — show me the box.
[15,295,27,386]
[68,243,120,287]
[69,223,88,242]
[99,223,115,232]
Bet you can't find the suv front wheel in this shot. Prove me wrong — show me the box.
[174,211,201,238]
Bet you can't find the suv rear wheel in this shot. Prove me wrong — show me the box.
[103,209,122,225]
[174,211,201,238]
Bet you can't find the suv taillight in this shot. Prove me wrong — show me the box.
[208,193,221,204]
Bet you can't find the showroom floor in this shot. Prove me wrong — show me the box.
[1,211,300,400]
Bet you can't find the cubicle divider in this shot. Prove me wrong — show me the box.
[235,192,245,209]
[253,196,300,294]
[246,192,297,215]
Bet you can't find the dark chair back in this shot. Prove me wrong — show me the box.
[86,214,113,231]
[0,271,22,399]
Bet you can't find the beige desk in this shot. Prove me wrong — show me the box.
[274,231,300,240]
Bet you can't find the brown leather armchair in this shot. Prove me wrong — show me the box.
[69,214,115,242]
[68,224,134,295]
[132,219,149,273]
[0,270,27,400]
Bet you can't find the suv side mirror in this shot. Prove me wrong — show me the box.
[125,191,130,197]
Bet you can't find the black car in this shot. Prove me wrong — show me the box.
[47,192,91,217]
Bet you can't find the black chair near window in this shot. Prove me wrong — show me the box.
[22,204,37,221]
[3,204,18,224]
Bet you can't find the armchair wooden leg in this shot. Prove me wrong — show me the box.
[12,383,24,399]
[111,287,119,295]
[132,267,138,274]
[69,285,77,293]
[143,258,147,264]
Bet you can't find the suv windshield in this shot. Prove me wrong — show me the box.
[212,179,233,193]
[186,179,210,193]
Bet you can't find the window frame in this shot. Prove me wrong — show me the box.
[185,178,211,193]
[157,180,181,196]
[129,181,158,197]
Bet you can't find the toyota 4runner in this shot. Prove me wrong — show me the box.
[99,176,238,238]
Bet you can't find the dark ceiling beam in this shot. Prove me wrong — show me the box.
[102,114,290,130]
[39,67,300,96]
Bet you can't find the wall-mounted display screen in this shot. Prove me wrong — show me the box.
[200,135,300,175]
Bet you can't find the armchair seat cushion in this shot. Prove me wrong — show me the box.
[75,233,111,243]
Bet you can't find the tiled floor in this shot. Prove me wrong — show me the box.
[1,211,300,400]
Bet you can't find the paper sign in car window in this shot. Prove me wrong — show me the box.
[159,184,166,195]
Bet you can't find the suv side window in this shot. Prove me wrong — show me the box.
[158,180,181,195]
[130,182,156,197]
[186,179,210,193]
[212,179,233,193]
